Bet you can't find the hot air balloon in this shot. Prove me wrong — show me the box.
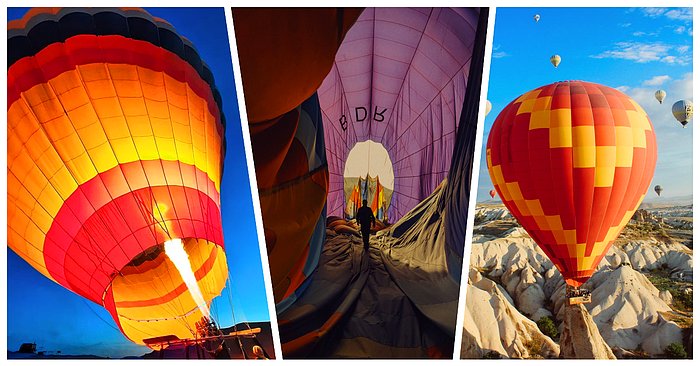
[654,185,663,196]
[489,189,497,199]
[534,14,540,22]
[487,81,656,295]
[485,100,493,116]
[654,90,666,104]
[550,54,561,68]
[8,8,229,347]
[234,7,487,358]
[672,99,693,127]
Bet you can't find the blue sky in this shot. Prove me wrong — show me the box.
[7,7,269,358]
[477,7,693,202]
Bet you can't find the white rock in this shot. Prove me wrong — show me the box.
[531,308,553,322]
[659,290,673,304]
[585,266,683,355]
[462,272,559,359]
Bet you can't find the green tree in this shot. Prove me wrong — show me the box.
[664,343,687,359]
[536,316,558,340]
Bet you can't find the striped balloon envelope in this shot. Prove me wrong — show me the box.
[486,81,657,287]
[8,8,228,345]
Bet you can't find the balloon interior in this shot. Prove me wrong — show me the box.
[7,8,268,356]
[486,81,657,305]
[234,7,486,357]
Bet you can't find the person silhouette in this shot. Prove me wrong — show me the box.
[355,199,376,252]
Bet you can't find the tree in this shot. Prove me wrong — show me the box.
[536,316,558,340]
[664,343,687,359]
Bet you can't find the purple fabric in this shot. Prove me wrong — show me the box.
[319,8,479,222]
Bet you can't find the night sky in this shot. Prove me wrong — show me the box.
[7,7,270,358]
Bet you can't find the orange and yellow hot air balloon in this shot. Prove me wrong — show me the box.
[8,8,228,346]
[486,81,657,288]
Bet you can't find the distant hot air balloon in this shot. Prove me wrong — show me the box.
[672,99,693,127]
[485,100,493,116]
[654,185,663,196]
[534,14,540,22]
[654,90,666,104]
[8,8,228,346]
[487,81,657,289]
[489,189,497,199]
[550,54,561,68]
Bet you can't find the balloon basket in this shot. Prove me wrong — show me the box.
[565,285,591,305]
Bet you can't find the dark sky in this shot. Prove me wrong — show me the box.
[7,7,270,358]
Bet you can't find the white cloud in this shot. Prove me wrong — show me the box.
[641,7,692,22]
[677,45,690,54]
[623,72,693,198]
[674,26,686,34]
[491,44,508,59]
[643,75,671,86]
[591,42,690,65]
[620,22,632,28]
[641,8,668,17]
[661,55,679,64]
[632,30,658,37]
[592,42,668,62]
[664,8,693,21]
[616,86,631,92]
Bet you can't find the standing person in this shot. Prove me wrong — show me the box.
[355,200,376,252]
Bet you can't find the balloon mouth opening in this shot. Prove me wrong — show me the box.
[110,239,228,345]
[564,277,590,288]
[342,140,395,223]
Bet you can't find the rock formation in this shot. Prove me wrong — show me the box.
[464,204,693,358]
[559,304,616,359]
[461,270,559,359]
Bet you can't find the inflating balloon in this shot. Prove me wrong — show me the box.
[550,54,561,68]
[672,99,693,127]
[236,7,481,303]
[8,8,228,346]
[234,7,486,358]
[654,89,666,104]
[487,81,657,288]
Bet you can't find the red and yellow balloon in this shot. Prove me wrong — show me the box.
[487,81,656,287]
[8,8,228,346]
